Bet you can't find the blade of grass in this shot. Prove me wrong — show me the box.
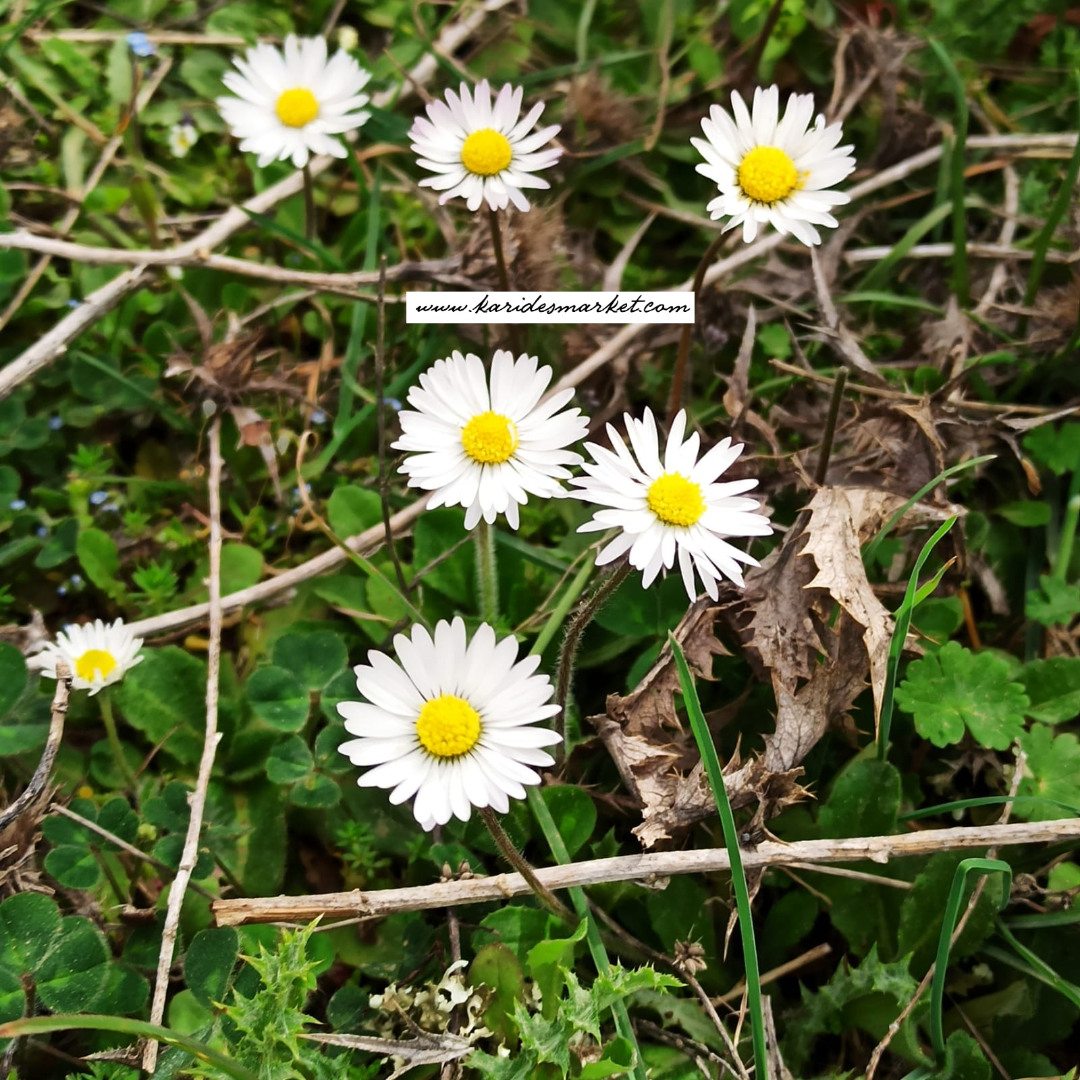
[901,794,1080,821]
[0,1014,260,1080]
[991,920,1080,1009]
[1023,72,1080,310]
[928,38,970,306]
[669,633,768,1080]
[862,456,994,567]
[877,516,957,761]
[526,787,648,1080]
[929,857,1012,1058]
[859,198,977,293]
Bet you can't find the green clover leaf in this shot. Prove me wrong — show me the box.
[895,641,1029,749]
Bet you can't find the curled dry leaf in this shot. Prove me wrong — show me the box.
[595,485,957,848]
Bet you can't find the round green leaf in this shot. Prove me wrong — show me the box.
[0,963,24,1026]
[0,892,61,971]
[114,647,207,764]
[95,962,150,1015]
[288,773,340,808]
[184,927,239,1008]
[0,643,27,718]
[540,786,596,859]
[36,917,110,1012]
[327,485,381,539]
[272,631,348,692]
[266,735,314,785]
[1021,657,1080,724]
[320,669,359,725]
[247,665,309,731]
[44,845,102,890]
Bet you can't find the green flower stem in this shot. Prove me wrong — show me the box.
[1052,466,1080,584]
[531,552,596,658]
[527,788,648,1080]
[666,229,728,423]
[302,162,316,240]
[487,208,522,355]
[475,519,499,626]
[554,560,631,743]
[478,806,574,925]
[669,633,767,1080]
[99,691,138,792]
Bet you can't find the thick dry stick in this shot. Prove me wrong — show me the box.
[142,417,225,1075]
[212,817,1080,926]
[0,663,70,833]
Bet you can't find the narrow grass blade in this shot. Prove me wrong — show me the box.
[669,634,768,1079]
[1023,72,1080,309]
[877,516,957,760]
[929,858,1012,1058]
[928,38,970,306]
[901,794,1080,821]
[0,1014,261,1080]
[527,787,648,1080]
[992,921,1080,1009]
[862,456,993,566]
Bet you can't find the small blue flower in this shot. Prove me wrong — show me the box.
[90,490,109,506]
[126,31,157,57]
[57,585,67,597]
[36,526,48,538]
[310,409,328,424]
[382,397,403,412]
[66,299,82,309]
[48,416,63,431]
[8,499,26,511]
[70,574,83,586]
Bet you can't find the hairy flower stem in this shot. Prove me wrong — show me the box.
[302,163,316,240]
[99,691,138,793]
[554,560,632,749]
[487,208,523,355]
[479,806,576,925]
[666,230,729,424]
[475,519,499,626]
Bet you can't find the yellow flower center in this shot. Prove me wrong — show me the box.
[460,128,513,176]
[461,411,518,464]
[737,145,801,205]
[275,88,319,128]
[647,473,705,528]
[75,649,117,683]
[416,694,482,759]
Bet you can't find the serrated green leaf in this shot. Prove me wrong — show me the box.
[1026,575,1080,627]
[76,527,121,596]
[895,641,1029,749]
[327,485,382,538]
[1021,657,1080,723]
[1022,423,1080,476]
[1016,724,1080,820]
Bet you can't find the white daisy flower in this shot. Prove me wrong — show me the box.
[570,408,773,601]
[392,349,588,530]
[38,618,144,696]
[216,34,371,169]
[691,85,856,247]
[337,617,561,830]
[409,79,561,212]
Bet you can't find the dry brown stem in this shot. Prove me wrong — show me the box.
[212,816,1080,927]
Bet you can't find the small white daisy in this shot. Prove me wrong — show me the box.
[216,34,371,169]
[571,408,773,601]
[337,617,561,830]
[392,349,588,530]
[691,85,856,247]
[38,618,144,696]
[409,79,561,212]
[168,118,199,158]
